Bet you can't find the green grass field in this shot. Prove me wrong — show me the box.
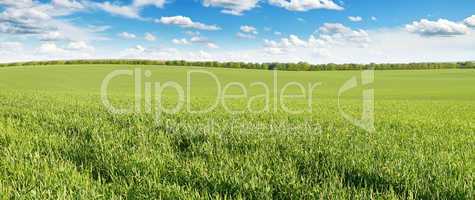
[0,64,474,199]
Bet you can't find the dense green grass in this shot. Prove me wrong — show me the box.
[0,65,474,199]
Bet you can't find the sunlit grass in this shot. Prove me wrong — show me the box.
[0,65,474,199]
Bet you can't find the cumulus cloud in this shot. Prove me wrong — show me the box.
[0,41,26,62]
[67,41,94,51]
[132,0,166,8]
[38,43,68,54]
[184,31,200,36]
[118,32,137,39]
[319,23,351,34]
[236,32,256,39]
[371,16,377,21]
[237,25,258,39]
[0,0,104,42]
[0,2,53,35]
[96,2,141,19]
[157,16,221,31]
[190,36,219,49]
[144,32,157,41]
[464,15,475,27]
[405,18,469,37]
[240,25,258,34]
[313,48,331,58]
[96,0,167,19]
[263,23,371,55]
[202,0,259,16]
[0,41,23,50]
[172,38,190,45]
[318,23,371,46]
[52,0,84,10]
[128,45,146,53]
[197,50,212,59]
[172,36,219,49]
[268,0,343,11]
[190,36,209,43]
[37,41,94,56]
[120,46,214,61]
[0,0,35,8]
[263,35,314,54]
[207,43,219,49]
[40,31,66,41]
[348,16,363,22]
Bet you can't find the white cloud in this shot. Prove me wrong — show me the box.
[190,36,209,43]
[264,47,285,55]
[464,15,475,27]
[67,41,94,51]
[313,48,331,58]
[196,38,218,48]
[120,45,148,57]
[118,32,137,39]
[131,45,146,52]
[0,41,23,50]
[38,43,68,54]
[405,18,469,37]
[184,31,201,36]
[236,32,256,39]
[257,26,475,64]
[5,27,475,65]
[37,41,94,56]
[0,41,25,61]
[360,28,475,63]
[0,0,105,43]
[268,0,343,11]
[198,50,212,59]
[237,25,258,39]
[52,0,84,10]
[319,23,351,34]
[263,34,314,54]
[40,31,66,41]
[240,25,258,34]
[207,43,219,49]
[96,2,140,19]
[348,16,363,22]
[172,38,190,45]
[132,0,166,8]
[119,46,215,61]
[288,34,307,46]
[202,0,259,16]
[318,23,370,47]
[0,0,35,8]
[274,31,282,36]
[172,36,218,49]
[144,32,157,41]
[263,23,371,56]
[96,0,167,19]
[157,16,221,31]
[371,16,377,21]
[0,4,52,35]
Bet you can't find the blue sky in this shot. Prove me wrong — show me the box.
[1,0,475,63]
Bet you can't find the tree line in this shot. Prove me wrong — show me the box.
[1,59,474,71]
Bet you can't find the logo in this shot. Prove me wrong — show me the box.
[338,69,375,133]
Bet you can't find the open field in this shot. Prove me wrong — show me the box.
[0,64,474,199]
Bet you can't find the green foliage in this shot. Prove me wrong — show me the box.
[1,59,474,71]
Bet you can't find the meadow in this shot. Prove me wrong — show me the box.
[0,64,474,199]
